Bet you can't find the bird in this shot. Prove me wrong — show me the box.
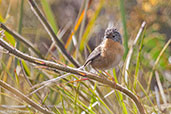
[83,27,124,70]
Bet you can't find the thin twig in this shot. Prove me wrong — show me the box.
[32,73,71,89]
[19,60,49,109]
[30,73,71,96]
[0,80,54,114]
[28,0,80,67]
[0,23,43,59]
[20,61,32,87]
[0,38,146,114]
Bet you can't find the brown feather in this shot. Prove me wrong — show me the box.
[83,45,101,67]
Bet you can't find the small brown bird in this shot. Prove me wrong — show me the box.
[83,27,124,70]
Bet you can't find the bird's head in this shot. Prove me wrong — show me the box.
[104,27,122,44]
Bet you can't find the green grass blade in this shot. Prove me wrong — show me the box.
[113,69,128,114]
[133,28,146,89]
[119,0,128,58]
[41,0,58,34]
[15,0,24,71]
[21,60,30,76]
[79,0,104,52]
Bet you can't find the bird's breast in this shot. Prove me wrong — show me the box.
[91,39,124,70]
[101,39,124,69]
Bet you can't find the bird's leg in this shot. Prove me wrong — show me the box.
[102,70,115,82]
[93,68,108,79]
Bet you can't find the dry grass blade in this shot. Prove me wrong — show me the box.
[79,0,104,52]
[124,21,146,83]
[30,73,71,95]
[65,10,85,48]
[155,71,167,105]
[0,80,54,114]
[147,39,171,93]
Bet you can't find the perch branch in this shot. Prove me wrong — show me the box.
[0,38,145,114]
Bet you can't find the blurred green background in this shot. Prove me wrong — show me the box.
[0,0,170,114]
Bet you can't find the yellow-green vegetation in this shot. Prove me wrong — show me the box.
[0,0,170,114]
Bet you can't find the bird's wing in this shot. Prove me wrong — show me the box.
[83,45,101,67]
